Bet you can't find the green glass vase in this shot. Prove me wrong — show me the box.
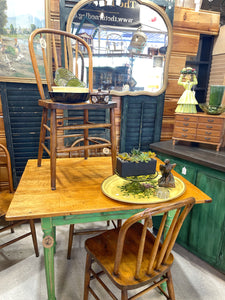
[209,85,225,107]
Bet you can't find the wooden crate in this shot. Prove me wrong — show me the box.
[173,7,220,35]
[168,55,187,76]
[172,30,200,55]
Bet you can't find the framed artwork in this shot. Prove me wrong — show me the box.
[0,0,47,82]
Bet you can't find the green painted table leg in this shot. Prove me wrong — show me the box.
[53,225,56,254]
[41,218,56,300]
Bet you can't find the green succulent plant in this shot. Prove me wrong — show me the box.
[117,149,156,163]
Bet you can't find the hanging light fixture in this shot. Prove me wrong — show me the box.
[128,27,147,54]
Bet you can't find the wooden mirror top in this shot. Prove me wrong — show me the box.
[66,0,173,96]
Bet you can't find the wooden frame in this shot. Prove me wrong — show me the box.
[65,0,173,96]
[0,0,50,83]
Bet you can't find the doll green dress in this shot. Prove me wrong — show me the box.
[175,74,198,113]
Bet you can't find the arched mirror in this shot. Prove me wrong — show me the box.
[66,0,173,96]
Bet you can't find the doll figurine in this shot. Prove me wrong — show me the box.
[175,67,198,113]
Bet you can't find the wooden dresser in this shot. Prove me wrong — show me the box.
[172,113,225,151]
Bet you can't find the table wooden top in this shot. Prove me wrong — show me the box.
[6,157,212,221]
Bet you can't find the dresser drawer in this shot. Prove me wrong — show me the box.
[198,116,224,125]
[175,114,198,122]
[196,134,221,143]
[198,123,223,131]
[173,131,196,140]
[173,113,225,151]
[175,120,197,128]
[174,127,196,135]
[197,129,221,137]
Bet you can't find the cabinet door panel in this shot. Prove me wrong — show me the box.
[172,160,197,244]
[188,172,225,269]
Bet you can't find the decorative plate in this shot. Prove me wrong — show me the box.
[101,174,186,204]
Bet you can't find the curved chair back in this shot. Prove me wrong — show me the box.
[0,144,13,193]
[0,143,39,256]
[28,28,93,100]
[84,197,195,299]
[114,197,195,278]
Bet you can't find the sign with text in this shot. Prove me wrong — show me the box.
[73,1,140,28]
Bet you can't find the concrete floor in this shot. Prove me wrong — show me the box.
[0,221,225,300]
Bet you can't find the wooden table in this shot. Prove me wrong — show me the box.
[6,157,211,300]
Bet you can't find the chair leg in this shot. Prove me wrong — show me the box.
[50,108,57,190]
[84,109,89,159]
[166,270,175,300]
[110,107,117,174]
[38,107,48,167]
[10,222,15,233]
[29,220,39,257]
[83,253,92,300]
[117,219,122,228]
[67,224,74,259]
[121,289,128,300]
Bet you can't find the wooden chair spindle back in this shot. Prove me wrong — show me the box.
[0,144,14,193]
[28,28,93,100]
[113,197,195,279]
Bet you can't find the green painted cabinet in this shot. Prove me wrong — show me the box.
[156,152,225,273]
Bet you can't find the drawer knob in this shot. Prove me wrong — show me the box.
[183,123,189,126]
[204,137,211,141]
[184,117,190,121]
[182,134,187,138]
[206,125,213,129]
[182,129,188,132]
[207,119,214,123]
[205,131,212,135]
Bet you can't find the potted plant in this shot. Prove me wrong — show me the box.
[116,149,157,178]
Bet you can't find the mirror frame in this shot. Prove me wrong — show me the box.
[66,0,173,96]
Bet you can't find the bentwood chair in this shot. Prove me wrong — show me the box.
[83,197,195,300]
[0,143,39,256]
[28,28,117,190]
